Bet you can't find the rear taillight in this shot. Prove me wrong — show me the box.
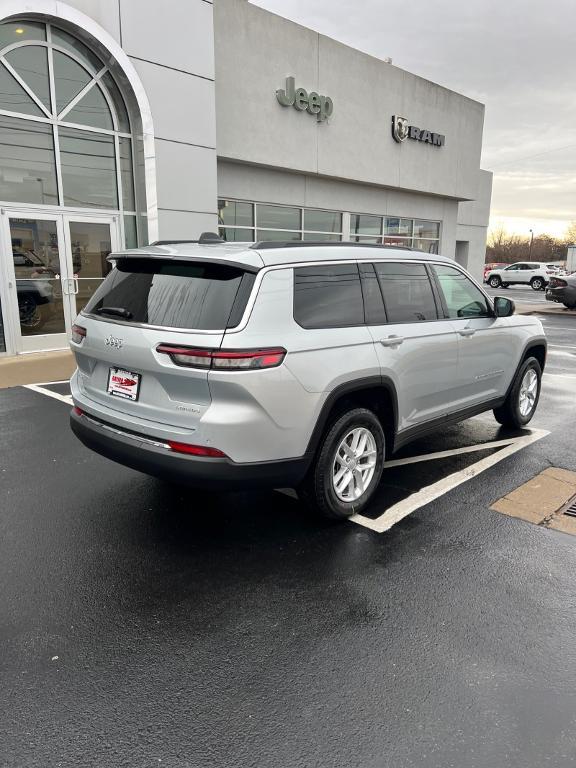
[72,406,84,416]
[71,324,86,344]
[550,278,567,287]
[156,345,286,370]
[167,441,228,458]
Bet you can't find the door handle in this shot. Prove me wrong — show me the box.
[458,327,476,337]
[72,278,79,295]
[380,335,404,347]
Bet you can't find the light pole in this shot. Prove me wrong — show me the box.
[528,229,534,260]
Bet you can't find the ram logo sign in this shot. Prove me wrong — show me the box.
[392,115,445,147]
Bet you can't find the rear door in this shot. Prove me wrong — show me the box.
[73,257,255,429]
[432,263,518,404]
[363,261,459,432]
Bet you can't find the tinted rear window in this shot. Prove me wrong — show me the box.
[374,262,438,322]
[84,258,255,330]
[294,264,364,328]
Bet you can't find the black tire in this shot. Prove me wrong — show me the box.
[530,277,544,291]
[488,276,501,288]
[563,303,576,310]
[493,357,542,429]
[299,407,385,520]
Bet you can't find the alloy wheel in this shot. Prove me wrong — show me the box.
[519,368,538,417]
[332,427,377,502]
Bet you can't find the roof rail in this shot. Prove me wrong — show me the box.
[250,240,415,251]
[150,232,225,246]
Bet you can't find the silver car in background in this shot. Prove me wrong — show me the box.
[69,237,546,519]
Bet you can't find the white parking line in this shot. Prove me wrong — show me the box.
[351,428,550,533]
[23,383,73,406]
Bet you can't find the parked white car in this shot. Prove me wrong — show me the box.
[486,262,556,291]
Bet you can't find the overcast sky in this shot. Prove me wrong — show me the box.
[251,0,576,237]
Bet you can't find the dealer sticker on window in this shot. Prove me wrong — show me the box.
[107,367,141,401]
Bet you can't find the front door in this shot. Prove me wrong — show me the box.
[1,210,119,353]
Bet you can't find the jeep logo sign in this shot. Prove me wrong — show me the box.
[392,115,445,147]
[276,76,333,122]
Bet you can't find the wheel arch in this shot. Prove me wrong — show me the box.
[305,376,398,459]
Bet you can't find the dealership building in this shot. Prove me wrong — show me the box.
[0,0,492,358]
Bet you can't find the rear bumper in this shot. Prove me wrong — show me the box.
[546,287,573,304]
[70,408,310,490]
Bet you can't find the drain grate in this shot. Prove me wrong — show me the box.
[562,500,576,518]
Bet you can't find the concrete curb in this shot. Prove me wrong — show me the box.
[0,350,75,389]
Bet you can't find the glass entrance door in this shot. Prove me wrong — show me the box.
[63,217,119,319]
[1,211,119,353]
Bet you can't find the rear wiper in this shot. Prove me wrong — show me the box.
[94,306,133,319]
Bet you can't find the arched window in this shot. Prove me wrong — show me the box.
[0,19,146,246]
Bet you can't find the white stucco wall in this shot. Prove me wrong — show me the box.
[214,0,485,202]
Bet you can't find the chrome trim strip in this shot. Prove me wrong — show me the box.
[82,412,170,449]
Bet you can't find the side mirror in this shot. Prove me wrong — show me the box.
[494,296,515,317]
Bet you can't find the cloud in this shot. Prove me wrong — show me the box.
[250,0,576,233]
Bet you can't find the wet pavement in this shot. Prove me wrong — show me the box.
[1,313,576,767]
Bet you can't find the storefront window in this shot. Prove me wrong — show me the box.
[218,200,254,227]
[0,20,145,225]
[0,116,58,205]
[218,200,343,242]
[257,204,301,231]
[351,214,382,239]
[385,218,413,236]
[304,209,341,233]
[414,220,440,239]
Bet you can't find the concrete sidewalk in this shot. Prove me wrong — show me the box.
[0,350,75,389]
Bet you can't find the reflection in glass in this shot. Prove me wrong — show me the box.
[124,215,137,248]
[385,218,413,236]
[414,220,440,239]
[0,62,43,116]
[302,232,341,241]
[351,214,382,237]
[0,21,46,48]
[69,221,112,279]
[74,277,110,315]
[5,46,51,110]
[53,50,91,113]
[119,137,135,210]
[65,83,113,130]
[257,204,300,230]
[218,200,253,227]
[59,127,118,208]
[10,218,66,336]
[303,209,341,233]
[256,229,301,241]
[412,238,439,254]
[51,26,103,74]
[101,73,130,133]
[0,116,58,205]
[219,226,255,242]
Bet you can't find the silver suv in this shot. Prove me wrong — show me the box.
[69,237,546,519]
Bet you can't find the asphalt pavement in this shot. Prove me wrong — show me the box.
[1,311,576,767]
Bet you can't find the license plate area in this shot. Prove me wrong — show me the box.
[107,367,141,401]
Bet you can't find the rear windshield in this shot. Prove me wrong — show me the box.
[83,258,255,330]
